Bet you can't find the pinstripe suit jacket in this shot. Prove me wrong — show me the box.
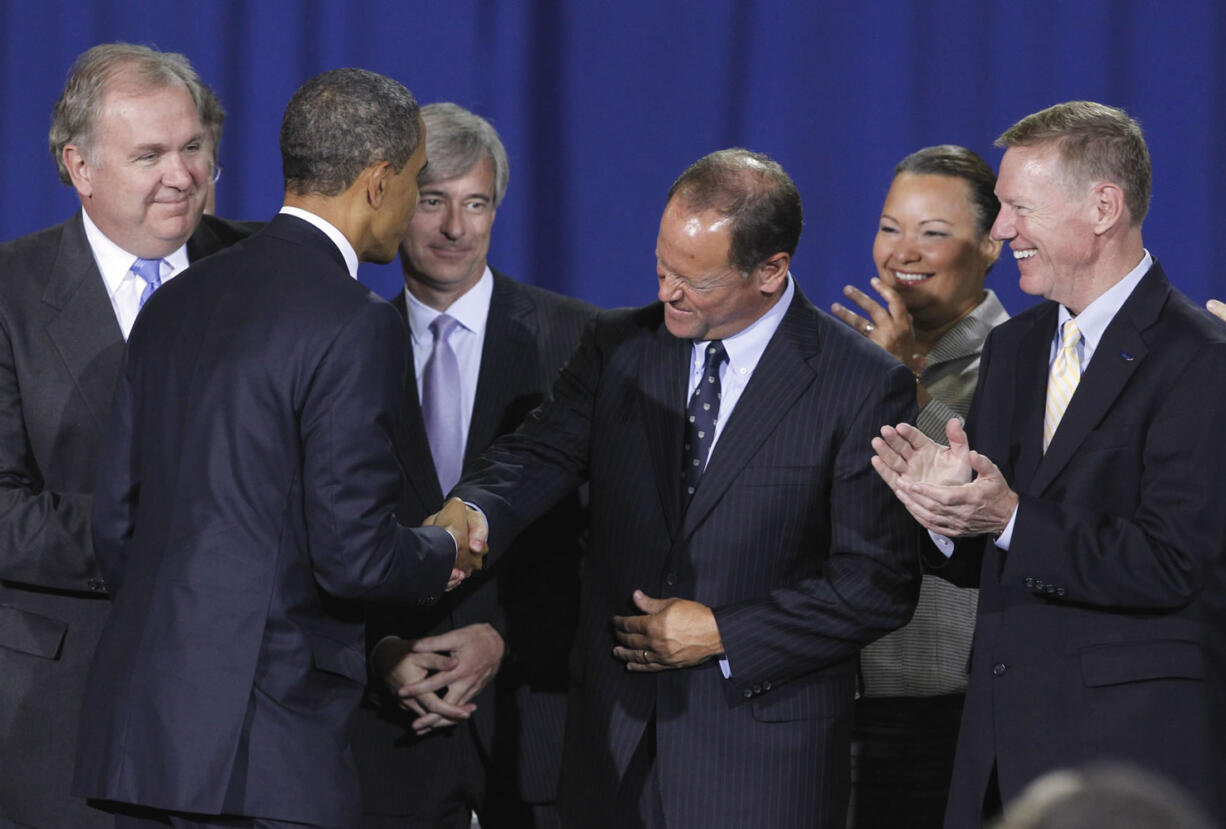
[454,285,921,827]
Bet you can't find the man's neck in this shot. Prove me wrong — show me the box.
[403,267,486,312]
[1062,233,1146,315]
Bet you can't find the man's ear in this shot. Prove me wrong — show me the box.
[1091,181,1128,235]
[365,161,393,209]
[63,145,93,198]
[755,251,791,294]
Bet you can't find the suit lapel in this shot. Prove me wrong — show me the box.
[640,320,690,540]
[467,274,539,466]
[391,292,445,508]
[1010,305,1057,492]
[681,291,818,540]
[43,213,125,429]
[1029,265,1166,495]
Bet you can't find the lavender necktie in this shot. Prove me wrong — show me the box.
[422,313,464,494]
[131,257,163,308]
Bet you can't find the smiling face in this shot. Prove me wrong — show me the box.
[399,155,496,301]
[991,144,1099,308]
[67,80,212,258]
[656,197,780,341]
[872,172,999,331]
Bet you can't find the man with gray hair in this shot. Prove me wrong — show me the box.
[72,70,483,829]
[353,101,595,829]
[0,42,252,829]
[873,100,1226,825]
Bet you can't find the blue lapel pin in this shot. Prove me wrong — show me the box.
[1119,351,1135,361]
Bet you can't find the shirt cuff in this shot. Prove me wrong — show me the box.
[719,656,732,678]
[929,530,956,558]
[994,503,1019,550]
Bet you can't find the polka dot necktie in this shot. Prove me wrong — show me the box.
[682,340,727,510]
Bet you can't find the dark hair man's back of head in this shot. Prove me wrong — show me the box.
[281,68,421,197]
[667,148,803,274]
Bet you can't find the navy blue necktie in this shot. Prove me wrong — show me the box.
[682,340,727,509]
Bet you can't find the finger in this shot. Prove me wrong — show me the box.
[402,696,428,718]
[841,284,888,322]
[632,590,666,614]
[611,645,652,663]
[612,613,649,636]
[445,570,465,591]
[870,454,903,489]
[416,691,475,721]
[412,714,461,735]
[398,651,457,673]
[399,667,461,697]
[412,629,464,653]
[877,424,918,461]
[893,422,933,451]
[611,629,648,650]
[829,301,870,330]
[967,450,1001,481]
[870,277,909,322]
[626,661,669,672]
[871,435,908,472]
[465,506,489,554]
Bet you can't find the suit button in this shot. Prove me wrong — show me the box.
[1044,585,1056,595]
[752,684,762,694]
[742,688,753,699]
[1056,588,1066,597]
[87,578,107,592]
[663,571,678,587]
[992,663,1008,677]
[1024,577,1034,588]
[762,680,772,691]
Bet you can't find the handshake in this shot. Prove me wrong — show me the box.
[423,497,490,591]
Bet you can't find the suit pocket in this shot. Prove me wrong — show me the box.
[310,634,367,684]
[750,672,852,722]
[1080,639,1204,687]
[0,604,68,659]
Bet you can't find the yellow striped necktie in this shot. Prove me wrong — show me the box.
[1044,319,1082,451]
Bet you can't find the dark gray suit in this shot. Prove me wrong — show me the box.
[0,211,251,829]
[454,285,921,828]
[355,271,595,826]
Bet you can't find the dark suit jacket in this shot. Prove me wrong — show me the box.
[0,211,251,829]
[354,271,595,813]
[71,214,458,828]
[454,285,921,828]
[938,262,1226,827]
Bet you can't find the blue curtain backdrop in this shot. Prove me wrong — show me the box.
[2,1,1223,317]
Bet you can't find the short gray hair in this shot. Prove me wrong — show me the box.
[280,68,421,197]
[996,101,1151,226]
[49,42,213,185]
[418,103,510,207]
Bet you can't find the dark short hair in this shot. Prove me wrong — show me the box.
[667,148,803,273]
[419,103,510,207]
[996,100,1151,225]
[280,68,421,197]
[49,42,213,185]
[895,145,999,238]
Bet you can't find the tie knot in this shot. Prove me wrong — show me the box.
[1061,320,1082,350]
[131,257,163,286]
[430,313,460,341]
[703,340,728,371]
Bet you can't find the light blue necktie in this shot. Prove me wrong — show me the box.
[131,258,163,309]
[422,314,464,494]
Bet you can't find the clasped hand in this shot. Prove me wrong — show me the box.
[871,418,1018,538]
[423,497,489,591]
[374,623,506,736]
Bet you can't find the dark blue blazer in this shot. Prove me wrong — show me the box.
[0,211,252,829]
[938,262,1226,827]
[354,271,595,813]
[454,285,921,828]
[72,214,457,828]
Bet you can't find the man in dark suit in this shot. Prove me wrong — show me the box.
[438,149,921,827]
[872,101,1226,826]
[72,68,483,829]
[353,102,594,828]
[0,43,253,829]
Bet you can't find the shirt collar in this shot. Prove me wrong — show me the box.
[694,273,795,377]
[1057,249,1152,361]
[278,205,360,278]
[404,266,494,344]
[81,208,189,298]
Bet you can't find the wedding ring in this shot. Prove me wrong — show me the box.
[864,323,875,334]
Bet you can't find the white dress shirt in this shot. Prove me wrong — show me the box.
[82,210,189,340]
[404,267,494,456]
